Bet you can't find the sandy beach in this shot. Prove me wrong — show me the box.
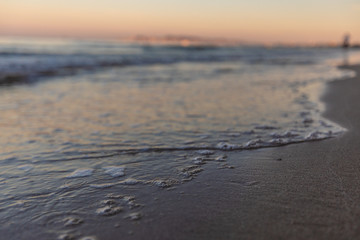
[1,39,359,240]
[88,64,360,240]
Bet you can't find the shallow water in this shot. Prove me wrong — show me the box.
[0,37,359,239]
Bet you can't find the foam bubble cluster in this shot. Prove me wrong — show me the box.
[66,168,93,178]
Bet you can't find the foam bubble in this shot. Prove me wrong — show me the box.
[270,131,299,138]
[114,195,141,209]
[216,142,240,150]
[306,131,324,140]
[193,157,204,165]
[219,163,235,169]
[245,139,263,148]
[119,178,142,185]
[127,212,142,221]
[196,150,215,155]
[268,138,288,145]
[66,168,93,178]
[106,193,124,199]
[101,199,117,205]
[96,206,123,216]
[122,196,136,202]
[150,179,179,188]
[103,166,125,177]
[215,155,227,161]
[63,216,83,227]
[180,165,203,178]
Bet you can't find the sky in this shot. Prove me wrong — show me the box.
[1,0,359,44]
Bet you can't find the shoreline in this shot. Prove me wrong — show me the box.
[2,60,360,239]
[98,64,360,240]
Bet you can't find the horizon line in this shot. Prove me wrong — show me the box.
[0,33,359,48]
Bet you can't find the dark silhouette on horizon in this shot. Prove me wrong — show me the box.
[342,33,350,48]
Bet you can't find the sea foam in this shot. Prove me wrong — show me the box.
[66,168,93,178]
[103,166,125,177]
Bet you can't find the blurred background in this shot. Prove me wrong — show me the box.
[1,0,359,45]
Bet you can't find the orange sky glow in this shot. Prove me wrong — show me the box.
[1,0,359,45]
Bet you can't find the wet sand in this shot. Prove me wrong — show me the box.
[95,64,360,240]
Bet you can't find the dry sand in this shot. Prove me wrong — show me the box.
[90,65,360,240]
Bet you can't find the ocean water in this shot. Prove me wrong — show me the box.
[0,37,359,239]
